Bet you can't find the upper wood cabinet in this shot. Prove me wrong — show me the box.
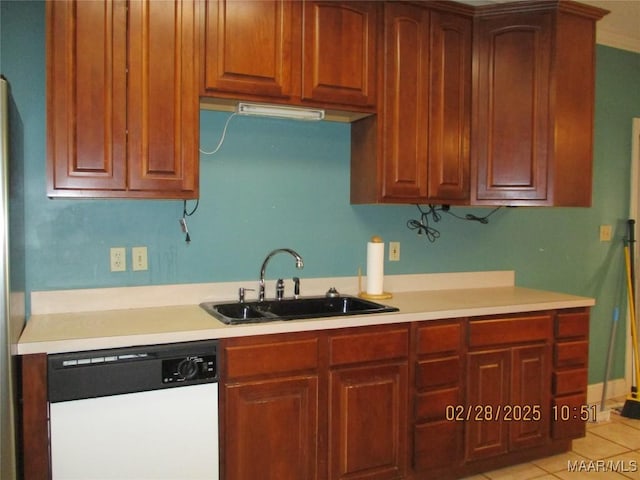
[46,0,199,199]
[352,0,606,207]
[471,2,607,206]
[351,3,471,203]
[351,3,472,204]
[203,0,302,99]
[301,1,378,107]
[202,0,378,110]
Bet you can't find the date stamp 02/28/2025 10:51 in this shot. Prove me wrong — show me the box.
[445,403,597,422]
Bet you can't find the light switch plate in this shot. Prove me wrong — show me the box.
[600,225,612,242]
[132,246,148,271]
[389,242,400,261]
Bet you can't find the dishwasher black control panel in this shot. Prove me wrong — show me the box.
[48,340,218,402]
[162,354,217,384]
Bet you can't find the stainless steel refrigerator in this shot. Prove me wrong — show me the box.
[0,76,26,480]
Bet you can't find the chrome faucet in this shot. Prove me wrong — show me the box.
[259,248,304,301]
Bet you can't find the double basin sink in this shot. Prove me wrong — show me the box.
[200,295,399,325]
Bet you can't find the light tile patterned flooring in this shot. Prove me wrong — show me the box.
[464,400,640,480]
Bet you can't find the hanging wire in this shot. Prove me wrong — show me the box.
[407,204,504,243]
[179,199,199,243]
[407,205,442,242]
[199,112,237,156]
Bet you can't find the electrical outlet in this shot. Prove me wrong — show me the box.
[132,246,148,271]
[110,247,126,272]
[389,241,400,261]
[600,225,612,242]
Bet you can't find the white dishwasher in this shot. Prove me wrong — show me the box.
[47,340,219,480]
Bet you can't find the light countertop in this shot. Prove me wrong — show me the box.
[18,284,594,355]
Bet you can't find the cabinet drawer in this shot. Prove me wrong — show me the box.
[414,420,462,471]
[415,356,460,390]
[224,337,319,380]
[416,322,462,355]
[553,368,588,396]
[552,393,588,440]
[469,314,552,347]
[554,341,589,368]
[555,310,589,339]
[415,387,460,421]
[329,327,409,366]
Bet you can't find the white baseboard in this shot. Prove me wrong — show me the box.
[587,378,628,406]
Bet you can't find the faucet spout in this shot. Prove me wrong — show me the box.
[259,248,304,301]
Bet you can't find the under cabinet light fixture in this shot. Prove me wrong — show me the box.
[236,102,325,121]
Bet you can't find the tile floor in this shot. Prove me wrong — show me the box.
[464,400,640,480]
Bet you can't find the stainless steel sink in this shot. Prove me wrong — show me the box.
[200,296,399,325]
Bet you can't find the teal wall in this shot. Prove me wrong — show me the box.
[2,1,640,384]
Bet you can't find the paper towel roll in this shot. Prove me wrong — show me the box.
[366,237,384,295]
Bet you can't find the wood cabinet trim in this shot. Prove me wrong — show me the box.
[19,354,50,480]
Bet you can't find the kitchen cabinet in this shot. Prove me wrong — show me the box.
[352,0,606,207]
[46,0,199,199]
[220,324,408,480]
[202,0,378,110]
[552,309,590,439]
[471,2,607,206]
[220,333,320,480]
[466,313,552,461]
[411,319,465,478]
[203,0,301,99]
[351,2,471,204]
[302,1,378,108]
[328,326,409,479]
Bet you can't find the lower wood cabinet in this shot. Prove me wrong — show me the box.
[466,314,552,462]
[224,376,319,479]
[220,325,409,480]
[411,319,464,477]
[328,326,409,479]
[219,310,591,480]
[552,309,590,439]
[220,333,321,480]
[466,344,550,460]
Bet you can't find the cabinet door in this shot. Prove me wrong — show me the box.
[472,11,552,204]
[203,0,301,98]
[510,344,549,450]
[47,0,128,195]
[381,3,430,201]
[302,1,378,107]
[127,0,199,197]
[465,349,510,461]
[329,363,407,480]
[224,376,318,480]
[427,10,471,202]
[379,5,471,203]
